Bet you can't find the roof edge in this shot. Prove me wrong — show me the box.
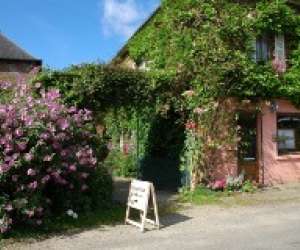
[110,6,161,65]
[0,58,42,66]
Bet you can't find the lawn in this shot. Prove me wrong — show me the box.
[180,186,231,205]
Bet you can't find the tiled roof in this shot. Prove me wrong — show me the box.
[0,33,40,62]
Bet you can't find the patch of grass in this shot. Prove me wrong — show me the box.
[179,186,231,205]
[1,204,125,245]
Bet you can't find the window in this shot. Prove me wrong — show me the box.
[254,34,274,63]
[277,115,300,155]
[253,34,286,71]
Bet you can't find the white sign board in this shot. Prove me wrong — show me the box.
[125,180,160,232]
[127,180,150,211]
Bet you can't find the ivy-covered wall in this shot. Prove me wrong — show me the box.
[117,0,300,187]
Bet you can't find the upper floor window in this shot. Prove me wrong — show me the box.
[253,34,286,73]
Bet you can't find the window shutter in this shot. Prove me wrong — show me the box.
[275,35,286,61]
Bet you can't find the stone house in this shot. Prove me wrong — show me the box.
[113,1,300,186]
[0,33,42,82]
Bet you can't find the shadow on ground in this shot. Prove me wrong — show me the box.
[113,177,192,229]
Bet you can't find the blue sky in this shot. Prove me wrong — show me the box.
[0,0,159,69]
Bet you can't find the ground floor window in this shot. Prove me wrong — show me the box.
[277,114,300,155]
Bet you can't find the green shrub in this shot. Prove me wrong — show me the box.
[104,150,138,178]
[241,180,256,193]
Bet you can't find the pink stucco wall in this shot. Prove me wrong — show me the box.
[211,99,300,185]
[211,148,238,181]
[261,99,300,185]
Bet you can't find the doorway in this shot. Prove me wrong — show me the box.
[237,112,259,182]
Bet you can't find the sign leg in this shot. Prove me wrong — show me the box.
[151,184,160,229]
[140,210,147,232]
[125,206,130,225]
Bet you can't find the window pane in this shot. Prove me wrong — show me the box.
[278,129,295,150]
[255,34,275,63]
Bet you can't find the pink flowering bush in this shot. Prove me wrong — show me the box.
[0,75,111,234]
[272,58,287,74]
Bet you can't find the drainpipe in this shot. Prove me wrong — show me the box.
[260,112,265,186]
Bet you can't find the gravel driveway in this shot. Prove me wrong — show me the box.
[4,184,300,250]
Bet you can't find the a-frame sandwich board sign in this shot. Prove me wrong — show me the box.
[125,180,160,232]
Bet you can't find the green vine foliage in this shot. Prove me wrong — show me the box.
[35,64,154,112]
[128,0,300,105]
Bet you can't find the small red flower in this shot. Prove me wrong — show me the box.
[185,120,197,130]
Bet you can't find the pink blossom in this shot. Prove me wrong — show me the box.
[17,141,27,152]
[14,129,23,138]
[24,116,33,126]
[27,168,36,176]
[57,118,69,131]
[4,204,13,212]
[7,159,15,168]
[52,141,61,150]
[0,164,10,173]
[4,145,13,154]
[90,158,97,166]
[56,132,67,141]
[36,207,43,213]
[60,149,69,157]
[80,172,89,179]
[12,153,20,160]
[0,81,12,90]
[41,175,51,184]
[68,164,77,172]
[25,210,35,218]
[0,137,7,145]
[68,106,77,114]
[24,153,33,162]
[79,159,88,165]
[51,171,60,179]
[212,179,226,190]
[193,107,205,115]
[0,226,9,234]
[4,156,12,162]
[40,132,50,140]
[272,58,286,74]
[43,154,53,162]
[46,89,60,101]
[28,181,38,190]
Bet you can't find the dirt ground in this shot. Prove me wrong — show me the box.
[3,183,300,250]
